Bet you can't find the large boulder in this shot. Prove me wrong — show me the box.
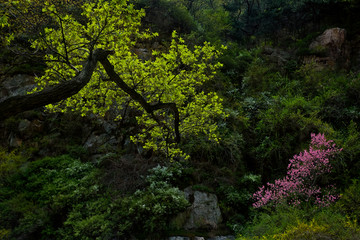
[172,187,222,231]
[306,27,350,69]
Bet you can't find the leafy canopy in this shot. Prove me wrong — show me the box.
[21,0,226,159]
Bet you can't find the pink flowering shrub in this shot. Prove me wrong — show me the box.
[253,133,342,208]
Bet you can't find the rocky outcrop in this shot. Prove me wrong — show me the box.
[183,187,222,230]
[262,47,292,66]
[207,237,235,240]
[305,27,350,70]
[0,74,36,99]
[172,187,222,231]
[168,237,191,240]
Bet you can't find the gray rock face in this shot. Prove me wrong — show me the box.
[262,47,292,66]
[8,132,22,148]
[0,74,36,99]
[168,237,190,240]
[182,187,222,230]
[306,27,350,69]
[18,119,31,133]
[194,237,206,240]
[310,28,347,53]
[83,132,115,154]
[207,236,235,240]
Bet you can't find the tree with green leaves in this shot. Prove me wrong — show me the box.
[0,0,226,159]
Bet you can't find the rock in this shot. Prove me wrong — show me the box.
[310,28,346,52]
[0,74,36,99]
[8,132,22,147]
[307,27,350,69]
[30,119,44,133]
[102,120,117,135]
[17,119,45,139]
[182,187,222,230]
[83,130,119,154]
[18,119,31,133]
[83,132,109,153]
[167,237,190,240]
[207,236,236,240]
[133,48,150,60]
[262,47,292,66]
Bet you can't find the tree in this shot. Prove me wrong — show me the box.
[253,133,342,208]
[0,0,226,159]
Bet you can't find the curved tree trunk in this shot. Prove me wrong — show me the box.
[0,49,112,121]
[0,48,181,142]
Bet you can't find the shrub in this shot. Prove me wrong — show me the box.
[271,220,332,240]
[336,179,360,221]
[0,149,26,182]
[0,155,101,239]
[217,174,261,232]
[252,94,333,180]
[253,133,341,208]
[238,206,360,240]
[0,155,189,239]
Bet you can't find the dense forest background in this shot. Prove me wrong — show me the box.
[1,0,360,239]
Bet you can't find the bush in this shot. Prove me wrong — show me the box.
[238,206,360,240]
[253,96,333,179]
[217,174,261,232]
[0,148,27,182]
[0,155,101,239]
[253,133,341,209]
[336,179,360,221]
[0,155,190,239]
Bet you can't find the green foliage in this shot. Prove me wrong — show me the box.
[241,54,297,96]
[195,7,231,42]
[238,206,360,240]
[217,174,261,232]
[182,129,245,167]
[145,163,183,185]
[124,180,189,236]
[336,179,360,222]
[242,57,275,95]
[0,149,26,182]
[267,219,359,240]
[23,0,226,159]
[0,155,189,239]
[0,155,100,239]
[133,0,197,34]
[329,122,360,187]
[253,95,333,178]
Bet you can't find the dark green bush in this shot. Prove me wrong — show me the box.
[0,155,101,239]
[0,148,27,182]
[0,156,189,239]
[253,95,333,179]
[217,174,261,233]
[336,179,360,221]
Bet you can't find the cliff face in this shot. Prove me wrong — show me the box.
[302,28,349,70]
[300,27,360,72]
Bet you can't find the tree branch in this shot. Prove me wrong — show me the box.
[0,49,113,121]
[99,57,181,143]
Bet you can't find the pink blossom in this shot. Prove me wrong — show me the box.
[253,133,341,208]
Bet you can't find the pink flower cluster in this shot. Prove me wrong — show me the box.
[253,133,342,208]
